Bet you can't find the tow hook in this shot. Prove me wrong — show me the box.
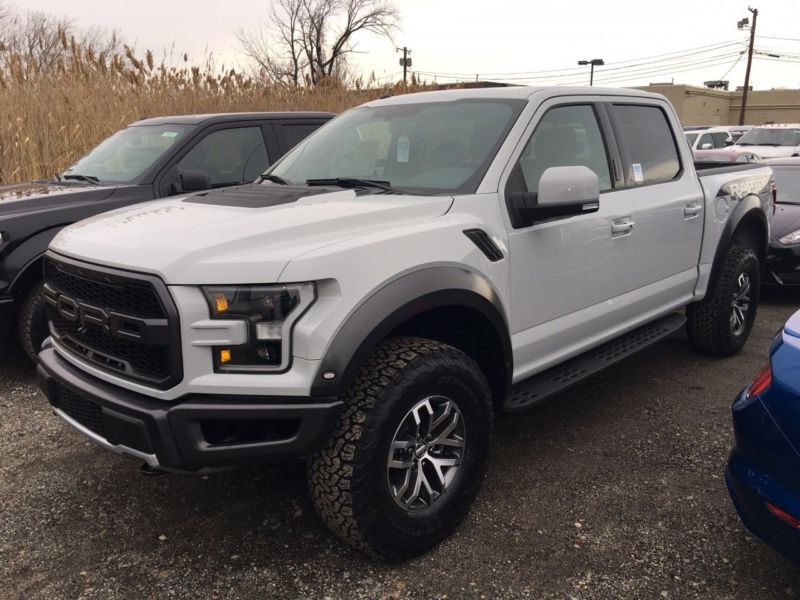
[140,463,166,476]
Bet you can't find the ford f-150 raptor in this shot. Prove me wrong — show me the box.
[36,87,773,560]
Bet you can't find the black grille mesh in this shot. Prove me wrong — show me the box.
[45,257,178,388]
[54,384,105,437]
[46,262,165,317]
[52,315,171,379]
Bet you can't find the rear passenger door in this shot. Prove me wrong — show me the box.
[606,101,704,304]
[270,119,331,156]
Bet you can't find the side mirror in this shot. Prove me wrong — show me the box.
[511,166,600,225]
[180,169,211,192]
[700,143,713,150]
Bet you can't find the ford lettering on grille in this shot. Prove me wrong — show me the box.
[43,256,182,389]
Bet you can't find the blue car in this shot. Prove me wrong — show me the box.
[727,310,800,564]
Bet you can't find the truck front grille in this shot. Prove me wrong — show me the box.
[44,255,182,390]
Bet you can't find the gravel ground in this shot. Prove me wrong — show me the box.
[2,294,800,599]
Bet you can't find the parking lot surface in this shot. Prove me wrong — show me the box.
[2,295,800,599]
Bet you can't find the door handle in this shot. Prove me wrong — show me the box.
[684,203,703,218]
[611,217,635,236]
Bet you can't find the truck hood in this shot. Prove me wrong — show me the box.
[0,182,117,214]
[50,183,453,284]
[731,145,799,159]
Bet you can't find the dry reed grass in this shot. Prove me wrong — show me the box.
[0,37,432,184]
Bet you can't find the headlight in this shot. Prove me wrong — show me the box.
[202,283,316,372]
[779,230,800,246]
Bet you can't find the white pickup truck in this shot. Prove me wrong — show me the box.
[37,87,773,560]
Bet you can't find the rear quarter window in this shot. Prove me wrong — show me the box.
[611,104,681,185]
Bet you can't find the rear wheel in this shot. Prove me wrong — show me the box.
[18,282,49,363]
[307,337,493,560]
[686,244,760,357]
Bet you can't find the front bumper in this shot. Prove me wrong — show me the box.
[37,346,343,472]
[0,295,15,342]
[764,246,800,286]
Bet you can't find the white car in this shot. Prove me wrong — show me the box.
[37,86,774,559]
[685,125,753,150]
[733,123,800,158]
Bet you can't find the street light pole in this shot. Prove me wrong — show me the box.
[738,7,758,125]
[578,58,605,86]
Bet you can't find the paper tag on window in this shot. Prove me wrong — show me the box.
[162,131,179,138]
[397,135,410,163]
[632,163,644,183]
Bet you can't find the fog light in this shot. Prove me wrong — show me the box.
[220,349,232,364]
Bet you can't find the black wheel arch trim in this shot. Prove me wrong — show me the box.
[709,194,768,289]
[309,266,512,399]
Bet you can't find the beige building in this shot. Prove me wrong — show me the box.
[636,83,800,126]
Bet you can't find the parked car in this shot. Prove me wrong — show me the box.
[726,309,800,565]
[0,111,333,361]
[694,148,761,164]
[733,124,800,159]
[685,126,752,151]
[762,157,800,285]
[36,86,773,560]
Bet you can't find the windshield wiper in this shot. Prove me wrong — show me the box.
[62,174,100,185]
[306,177,400,194]
[262,174,290,185]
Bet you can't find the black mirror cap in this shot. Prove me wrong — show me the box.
[181,169,211,192]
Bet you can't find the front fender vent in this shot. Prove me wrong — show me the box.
[463,229,504,262]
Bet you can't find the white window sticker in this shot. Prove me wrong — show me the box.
[632,163,644,183]
[162,131,179,138]
[397,135,410,163]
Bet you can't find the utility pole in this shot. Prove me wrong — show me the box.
[738,7,758,125]
[396,46,412,85]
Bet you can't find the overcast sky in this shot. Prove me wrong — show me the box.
[14,0,800,89]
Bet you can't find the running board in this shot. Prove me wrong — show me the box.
[503,313,686,413]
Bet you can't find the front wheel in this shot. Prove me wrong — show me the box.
[686,244,760,357]
[18,282,49,363]
[307,337,493,560]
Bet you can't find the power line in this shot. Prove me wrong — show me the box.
[756,35,800,43]
[410,39,745,79]
[457,50,745,84]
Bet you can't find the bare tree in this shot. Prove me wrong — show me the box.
[0,3,123,72]
[238,0,399,86]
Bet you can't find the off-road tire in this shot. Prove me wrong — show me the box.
[18,282,49,363]
[308,336,493,561]
[686,244,760,357]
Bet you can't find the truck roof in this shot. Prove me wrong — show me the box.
[365,86,667,106]
[130,112,335,127]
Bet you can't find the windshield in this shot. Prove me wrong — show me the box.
[772,167,800,204]
[265,98,526,195]
[736,127,800,147]
[63,124,192,184]
[686,133,698,146]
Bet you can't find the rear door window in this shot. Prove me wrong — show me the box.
[276,122,327,152]
[611,104,681,185]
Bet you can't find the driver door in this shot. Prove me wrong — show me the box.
[503,101,640,377]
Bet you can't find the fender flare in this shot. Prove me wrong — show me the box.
[4,226,65,296]
[708,195,768,290]
[309,266,512,398]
